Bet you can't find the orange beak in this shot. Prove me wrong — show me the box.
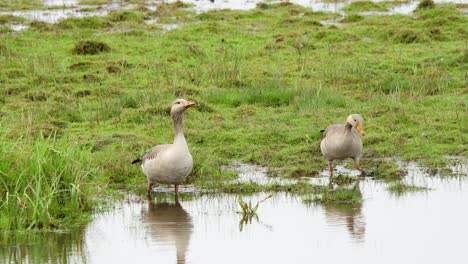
[356,124,366,136]
[184,101,196,108]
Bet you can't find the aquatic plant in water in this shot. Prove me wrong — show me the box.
[237,194,272,231]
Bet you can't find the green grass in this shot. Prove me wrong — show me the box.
[0,0,43,10]
[340,14,364,23]
[305,185,363,204]
[417,0,436,10]
[0,15,26,25]
[79,0,113,5]
[387,182,430,194]
[0,2,466,229]
[0,134,95,230]
[369,159,406,182]
[198,181,325,194]
[343,1,389,12]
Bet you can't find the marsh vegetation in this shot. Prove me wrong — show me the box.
[0,0,466,236]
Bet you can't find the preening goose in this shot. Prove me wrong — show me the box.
[132,99,195,199]
[320,114,366,177]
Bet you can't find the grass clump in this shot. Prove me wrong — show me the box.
[387,182,430,194]
[108,11,145,23]
[340,14,363,23]
[0,0,42,10]
[371,160,405,182]
[29,21,55,31]
[417,0,435,10]
[0,135,95,230]
[154,1,194,19]
[79,0,113,5]
[330,174,359,186]
[201,181,324,194]
[343,1,388,12]
[307,185,362,204]
[388,28,429,44]
[57,17,111,30]
[0,15,26,25]
[72,40,111,55]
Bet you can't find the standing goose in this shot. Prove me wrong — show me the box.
[320,114,366,177]
[132,99,195,199]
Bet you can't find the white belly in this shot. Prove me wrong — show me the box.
[142,152,193,184]
[321,137,362,161]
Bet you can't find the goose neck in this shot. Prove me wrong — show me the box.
[172,112,187,146]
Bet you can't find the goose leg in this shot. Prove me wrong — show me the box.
[355,162,367,177]
[174,184,180,204]
[328,160,334,178]
[146,182,153,200]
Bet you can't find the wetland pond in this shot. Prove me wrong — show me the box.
[1,160,467,263]
[1,0,467,31]
[1,1,467,263]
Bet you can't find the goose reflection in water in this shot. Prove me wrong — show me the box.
[141,200,193,264]
[323,202,366,242]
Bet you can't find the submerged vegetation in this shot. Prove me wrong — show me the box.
[0,2,466,229]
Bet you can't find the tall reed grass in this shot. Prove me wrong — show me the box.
[0,133,95,230]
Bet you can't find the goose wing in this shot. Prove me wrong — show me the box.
[132,144,171,164]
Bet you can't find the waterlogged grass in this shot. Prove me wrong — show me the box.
[369,159,405,182]
[305,185,363,204]
[387,182,430,194]
[79,0,113,5]
[0,15,26,24]
[0,135,95,230]
[330,174,359,186]
[340,14,364,23]
[343,1,389,12]
[0,0,43,10]
[199,181,325,194]
[0,2,466,228]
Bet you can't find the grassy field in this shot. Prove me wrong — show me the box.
[0,2,467,229]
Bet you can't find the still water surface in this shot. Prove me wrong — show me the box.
[1,161,467,264]
[1,0,466,25]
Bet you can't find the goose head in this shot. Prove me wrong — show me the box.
[170,99,195,116]
[346,114,365,136]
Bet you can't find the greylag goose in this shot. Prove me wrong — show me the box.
[132,99,195,199]
[320,114,366,177]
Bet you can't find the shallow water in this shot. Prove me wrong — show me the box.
[0,0,466,28]
[1,160,467,264]
[171,0,466,14]
[43,0,79,6]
